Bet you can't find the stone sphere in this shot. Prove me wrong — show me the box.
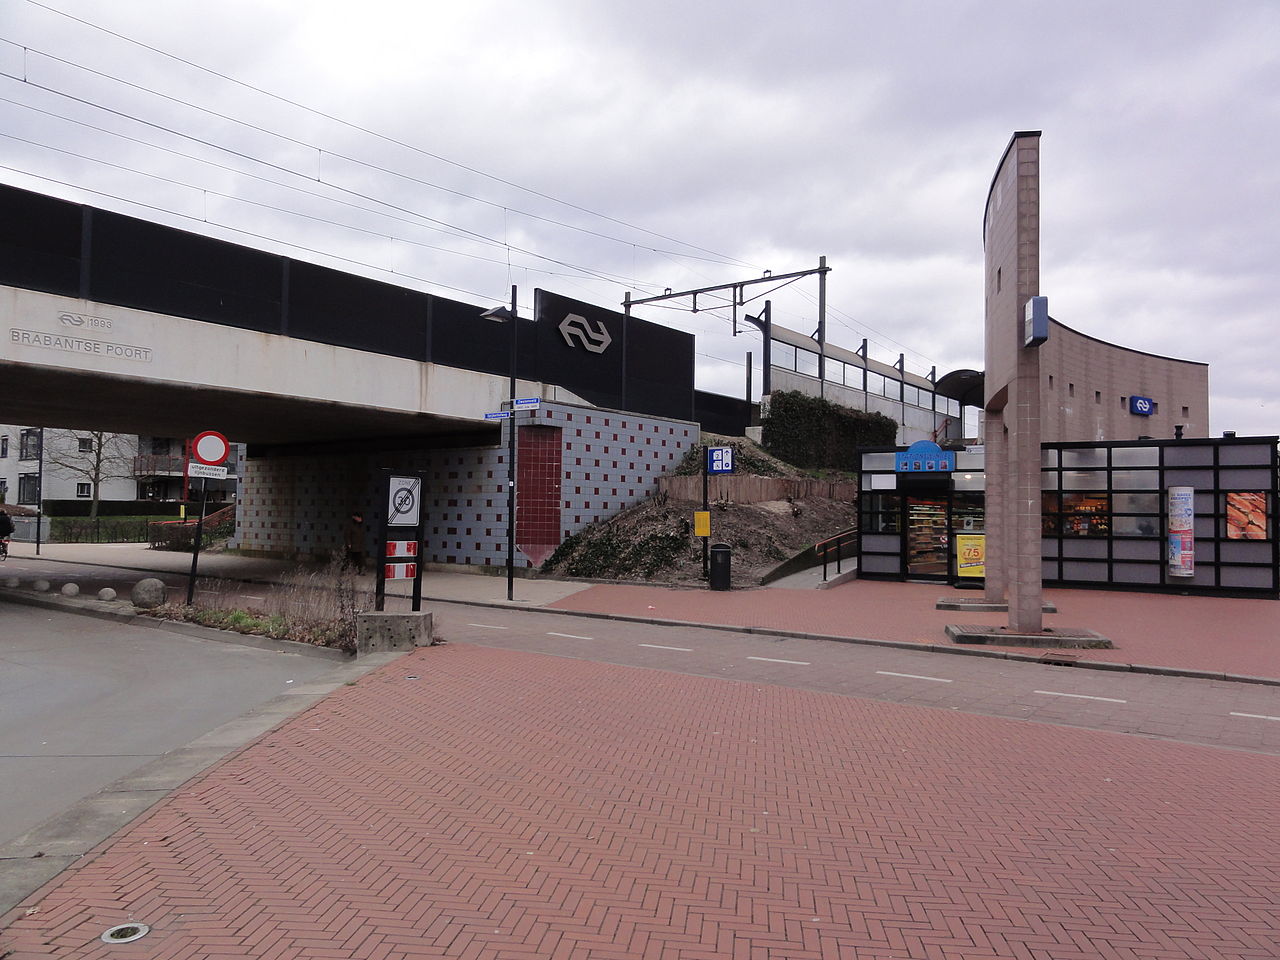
[130,578,167,609]
[32,579,50,592]
[60,583,80,597]
[97,587,118,601]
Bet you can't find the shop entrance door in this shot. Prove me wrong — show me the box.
[906,497,950,578]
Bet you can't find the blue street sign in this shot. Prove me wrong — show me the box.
[514,398,541,409]
[484,411,512,420]
[707,446,735,474]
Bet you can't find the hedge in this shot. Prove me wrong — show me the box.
[41,499,187,518]
[761,390,898,470]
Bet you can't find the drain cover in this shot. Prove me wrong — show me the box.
[101,922,150,944]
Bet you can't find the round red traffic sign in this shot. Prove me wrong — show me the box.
[192,430,230,466]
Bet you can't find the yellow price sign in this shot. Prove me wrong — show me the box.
[693,511,711,538]
[955,533,985,577]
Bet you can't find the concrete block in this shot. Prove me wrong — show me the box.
[356,611,434,656]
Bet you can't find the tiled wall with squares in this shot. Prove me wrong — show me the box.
[234,401,700,570]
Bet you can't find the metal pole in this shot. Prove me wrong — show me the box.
[817,255,827,398]
[35,427,44,556]
[506,284,517,603]
[762,301,772,395]
[746,350,753,402]
[185,476,209,605]
[702,445,709,580]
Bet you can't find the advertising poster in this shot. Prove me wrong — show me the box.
[1167,486,1195,577]
[955,533,986,578]
[1226,492,1267,540]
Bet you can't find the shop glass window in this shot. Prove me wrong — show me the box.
[1110,469,1158,490]
[1113,516,1160,537]
[952,493,984,532]
[1061,493,1109,537]
[1059,491,1111,537]
[1041,514,1061,536]
[772,341,796,371]
[1042,449,1059,467]
[953,472,985,491]
[1112,493,1159,513]
[860,452,896,470]
[1112,446,1158,467]
[1062,447,1106,468]
[1062,470,1106,490]
[1042,470,1059,490]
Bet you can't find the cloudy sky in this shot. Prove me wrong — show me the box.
[1,0,1276,436]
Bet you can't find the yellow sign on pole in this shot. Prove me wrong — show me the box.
[693,511,711,538]
[956,533,985,577]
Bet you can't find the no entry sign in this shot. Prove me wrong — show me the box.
[192,431,230,466]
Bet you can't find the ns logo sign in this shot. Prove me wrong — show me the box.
[559,313,612,354]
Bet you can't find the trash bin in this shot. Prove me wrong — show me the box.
[709,542,731,591]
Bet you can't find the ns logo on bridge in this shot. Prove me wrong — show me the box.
[559,313,612,354]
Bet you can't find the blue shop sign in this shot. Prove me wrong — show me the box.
[894,440,955,473]
[1130,395,1155,416]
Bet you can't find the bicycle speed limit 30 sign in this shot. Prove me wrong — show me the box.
[377,471,428,612]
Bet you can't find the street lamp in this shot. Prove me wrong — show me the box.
[481,285,519,602]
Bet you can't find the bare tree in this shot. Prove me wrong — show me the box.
[41,429,137,519]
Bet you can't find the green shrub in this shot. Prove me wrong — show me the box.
[761,391,897,470]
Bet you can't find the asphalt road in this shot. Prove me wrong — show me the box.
[433,601,1280,756]
[0,603,335,845]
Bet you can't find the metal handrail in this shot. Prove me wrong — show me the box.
[816,526,859,582]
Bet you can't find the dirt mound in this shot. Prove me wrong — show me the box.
[541,494,856,588]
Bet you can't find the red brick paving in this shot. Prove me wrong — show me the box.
[4,644,1279,959]
[549,580,1280,679]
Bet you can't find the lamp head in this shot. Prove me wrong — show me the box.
[480,305,516,323]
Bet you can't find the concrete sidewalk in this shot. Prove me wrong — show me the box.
[7,540,1280,682]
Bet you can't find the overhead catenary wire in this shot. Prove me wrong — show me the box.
[13,3,757,268]
[2,5,948,374]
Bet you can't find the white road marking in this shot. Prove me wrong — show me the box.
[547,632,594,640]
[748,656,811,666]
[876,670,953,683]
[639,643,693,652]
[1230,712,1280,722]
[467,623,509,630]
[1034,690,1127,703]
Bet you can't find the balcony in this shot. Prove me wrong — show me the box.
[133,454,186,477]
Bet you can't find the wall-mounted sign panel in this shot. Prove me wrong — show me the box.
[895,440,955,473]
[1130,395,1155,416]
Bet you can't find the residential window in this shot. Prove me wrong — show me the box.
[76,482,91,498]
[1182,406,1190,418]
[1068,383,1075,398]
[0,436,7,458]
[18,473,40,505]
[0,479,7,499]
[78,437,94,454]
[19,429,41,461]
[1095,391,1101,404]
